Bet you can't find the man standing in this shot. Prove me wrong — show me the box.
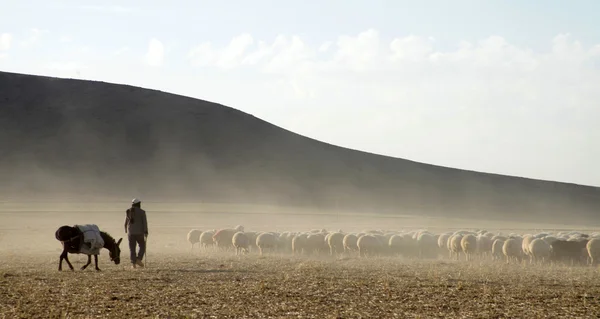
[125,198,148,268]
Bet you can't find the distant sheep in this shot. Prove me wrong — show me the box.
[502,238,522,263]
[305,233,327,255]
[587,238,600,266]
[461,234,477,261]
[521,235,534,257]
[476,234,493,257]
[327,232,345,256]
[186,229,202,251]
[529,238,552,264]
[256,232,278,255]
[491,239,505,261]
[199,230,215,250]
[343,234,359,254]
[449,234,463,260]
[292,233,308,255]
[213,229,237,250]
[438,233,452,250]
[232,232,250,255]
[357,235,381,258]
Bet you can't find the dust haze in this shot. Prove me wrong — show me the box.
[2,71,600,317]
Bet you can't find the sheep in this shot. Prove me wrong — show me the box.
[232,232,250,255]
[587,238,600,266]
[256,232,278,255]
[449,234,463,260]
[461,234,477,261]
[292,233,309,255]
[529,238,552,265]
[186,229,202,251]
[327,232,345,257]
[438,233,452,251]
[343,234,359,254]
[551,239,588,265]
[389,234,410,257]
[502,238,522,263]
[244,231,258,252]
[213,228,237,250]
[491,239,505,261]
[305,233,327,255]
[234,225,245,232]
[357,235,381,258]
[521,235,534,257]
[199,230,215,250]
[476,234,493,258]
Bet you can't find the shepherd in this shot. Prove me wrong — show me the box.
[125,198,149,268]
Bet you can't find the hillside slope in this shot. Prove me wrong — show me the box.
[0,71,598,223]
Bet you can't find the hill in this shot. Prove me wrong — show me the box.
[0,71,598,224]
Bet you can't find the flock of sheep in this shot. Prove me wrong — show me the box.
[186,226,600,266]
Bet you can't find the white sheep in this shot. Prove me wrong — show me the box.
[449,234,463,260]
[438,233,452,250]
[357,235,381,258]
[491,239,505,261]
[461,234,477,261]
[502,238,522,263]
[521,235,534,257]
[232,232,250,255]
[305,233,327,255]
[343,234,359,254]
[186,229,202,251]
[292,233,308,255]
[587,238,600,266]
[476,234,493,258]
[327,232,345,256]
[529,238,552,264]
[213,228,237,250]
[199,230,215,250]
[256,232,278,255]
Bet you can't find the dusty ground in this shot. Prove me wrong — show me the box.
[2,252,600,318]
[1,205,600,318]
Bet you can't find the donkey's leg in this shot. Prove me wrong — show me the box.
[94,255,101,271]
[63,252,75,271]
[81,255,92,270]
[58,249,67,271]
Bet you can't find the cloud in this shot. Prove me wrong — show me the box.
[0,33,11,51]
[79,5,135,14]
[59,36,72,43]
[144,38,164,67]
[20,28,48,47]
[189,33,254,69]
[184,29,600,185]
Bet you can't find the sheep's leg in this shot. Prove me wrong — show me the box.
[81,255,92,270]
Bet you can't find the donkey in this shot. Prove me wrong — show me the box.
[55,225,123,271]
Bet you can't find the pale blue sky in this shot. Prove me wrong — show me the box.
[1,1,599,186]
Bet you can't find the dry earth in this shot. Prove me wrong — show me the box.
[1,205,600,318]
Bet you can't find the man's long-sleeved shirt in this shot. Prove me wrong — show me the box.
[125,207,148,235]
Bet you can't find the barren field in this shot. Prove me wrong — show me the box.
[1,204,600,318]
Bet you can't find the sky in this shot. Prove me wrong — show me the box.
[1,0,599,186]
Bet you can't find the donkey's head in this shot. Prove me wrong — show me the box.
[109,238,123,265]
